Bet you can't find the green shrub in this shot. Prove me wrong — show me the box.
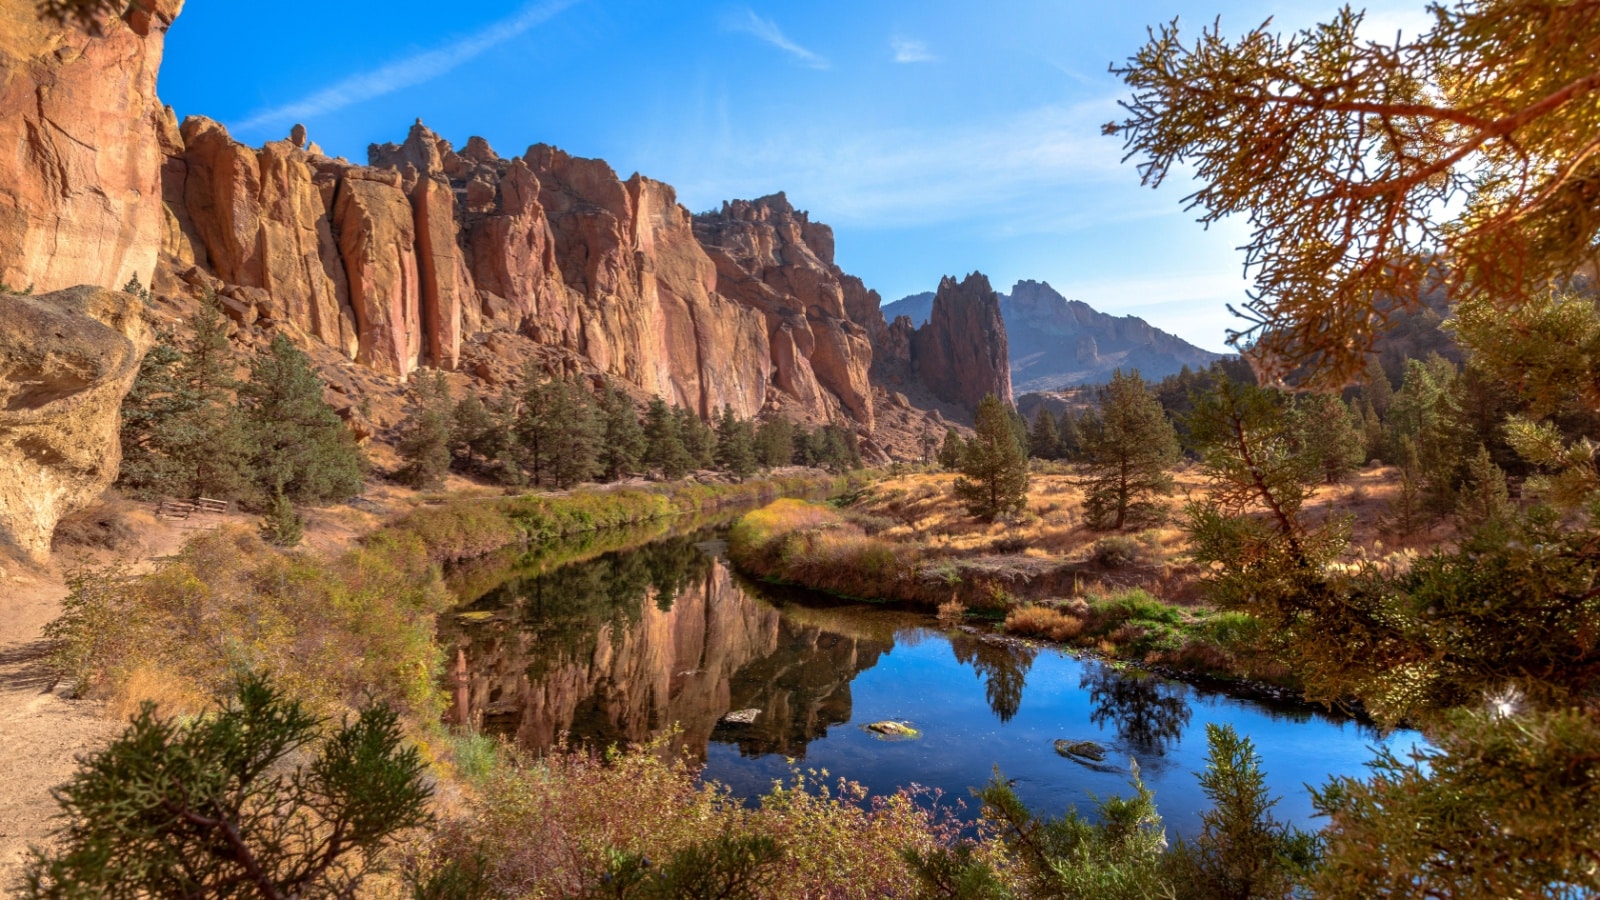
[23,675,431,899]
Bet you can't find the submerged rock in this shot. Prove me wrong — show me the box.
[1054,739,1106,762]
[721,708,762,725]
[864,720,920,740]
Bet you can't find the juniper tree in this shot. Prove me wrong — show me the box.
[676,406,717,470]
[1077,370,1180,530]
[1056,409,1083,460]
[955,395,1030,520]
[937,428,966,471]
[1108,0,1600,385]
[1289,393,1365,485]
[22,675,431,899]
[238,334,363,506]
[1028,407,1061,460]
[395,371,453,490]
[515,373,601,489]
[117,295,252,501]
[449,392,495,473]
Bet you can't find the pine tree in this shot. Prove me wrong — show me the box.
[448,392,495,472]
[938,428,966,470]
[238,335,364,506]
[1454,444,1513,533]
[713,405,758,481]
[117,296,252,501]
[642,397,692,480]
[1291,394,1366,484]
[395,371,453,490]
[954,395,1031,519]
[1028,407,1061,460]
[1078,370,1180,530]
[514,372,600,489]
[1057,409,1083,460]
[597,381,645,481]
[676,406,716,470]
[754,416,796,469]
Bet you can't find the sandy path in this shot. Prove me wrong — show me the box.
[0,564,119,882]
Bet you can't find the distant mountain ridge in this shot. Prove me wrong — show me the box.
[883,280,1224,391]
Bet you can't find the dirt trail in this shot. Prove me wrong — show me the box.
[0,564,118,881]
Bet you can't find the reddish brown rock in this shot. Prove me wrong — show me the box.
[693,194,877,427]
[0,0,184,293]
[335,167,421,377]
[912,273,1013,411]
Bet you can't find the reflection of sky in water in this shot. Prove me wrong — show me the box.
[705,626,1424,839]
[447,529,1425,841]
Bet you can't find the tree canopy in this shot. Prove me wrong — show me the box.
[1107,0,1600,385]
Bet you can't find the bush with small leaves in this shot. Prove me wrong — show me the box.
[22,674,432,899]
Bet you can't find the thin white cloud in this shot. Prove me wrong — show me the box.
[670,96,1129,228]
[232,0,582,134]
[891,36,936,64]
[726,9,829,70]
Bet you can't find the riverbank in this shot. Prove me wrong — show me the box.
[6,469,861,883]
[726,483,1302,688]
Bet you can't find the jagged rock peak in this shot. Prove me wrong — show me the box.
[911,272,1013,410]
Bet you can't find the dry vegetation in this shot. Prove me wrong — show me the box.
[730,463,1428,685]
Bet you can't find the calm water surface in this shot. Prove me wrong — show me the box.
[440,527,1420,837]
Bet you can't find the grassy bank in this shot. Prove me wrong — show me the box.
[50,471,860,729]
[728,496,1288,685]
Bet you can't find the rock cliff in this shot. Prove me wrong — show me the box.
[158,121,911,425]
[0,286,150,563]
[692,194,878,427]
[876,273,1012,412]
[0,0,183,294]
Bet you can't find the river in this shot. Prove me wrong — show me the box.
[439,524,1420,838]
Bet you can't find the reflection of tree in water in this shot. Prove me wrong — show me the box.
[1082,665,1191,754]
[478,532,716,676]
[948,634,1037,723]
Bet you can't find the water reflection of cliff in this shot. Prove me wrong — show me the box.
[442,535,888,760]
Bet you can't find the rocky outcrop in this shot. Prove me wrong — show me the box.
[693,194,879,427]
[0,286,150,562]
[910,273,1012,411]
[0,0,184,294]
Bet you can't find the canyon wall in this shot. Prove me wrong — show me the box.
[0,0,183,293]
[158,121,891,422]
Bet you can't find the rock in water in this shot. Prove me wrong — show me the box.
[0,287,151,563]
[1054,739,1107,762]
[864,720,920,740]
[721,708,761,725]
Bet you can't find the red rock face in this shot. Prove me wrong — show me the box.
[0,0,184,293]
[693,194,880,427]
[911,273,1013,410]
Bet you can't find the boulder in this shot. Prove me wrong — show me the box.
[0,286,151,562]
[1053,739,1107,762]
[863,720,920,739]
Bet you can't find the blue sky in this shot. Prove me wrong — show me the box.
[160,1,1430,353]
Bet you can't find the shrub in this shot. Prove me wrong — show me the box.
[22,675,431,899]
[1092,535,1141,568]
[50,500,138,552]
[1004,605,1086,643]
